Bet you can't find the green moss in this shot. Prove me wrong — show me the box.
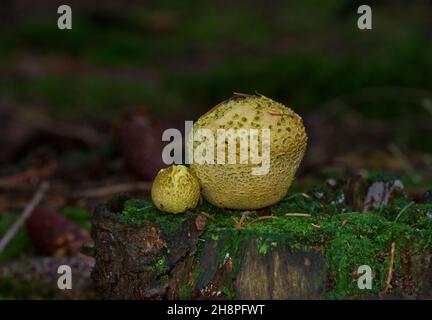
[222,286,236,300]
[110,199,188,236]
[150,256,169,275]
[61,207,92,230]
[211,234,219,241]
[258,242,269,255]
[180,283,193,299]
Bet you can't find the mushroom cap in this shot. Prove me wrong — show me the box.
[151,165,201,214]
[189,95,307,210]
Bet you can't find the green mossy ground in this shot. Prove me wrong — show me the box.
[108,184,432,299]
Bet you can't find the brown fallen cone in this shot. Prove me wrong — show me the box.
[27,207,92,256]
[116,110,168,180]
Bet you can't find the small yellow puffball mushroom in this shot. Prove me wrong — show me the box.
[151,165,201,214]
[189,95,307,210]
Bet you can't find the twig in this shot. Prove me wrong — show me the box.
[233,92,252,98]
[73,181,152,198]
[243,215,277,227]
[285,193,311,201]
[199,212,215,221]
[0,182,49,254]
[234,214,247,230]
[0,160,56,188]
[311,223,321,228]
[233,211,251,230]
[285,213,311,217]
[381,241,396,296]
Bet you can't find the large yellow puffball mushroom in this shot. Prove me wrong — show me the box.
[151,165,201,214]
[189,95,307,210]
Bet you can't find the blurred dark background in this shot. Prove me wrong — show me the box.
[0,0,431,298]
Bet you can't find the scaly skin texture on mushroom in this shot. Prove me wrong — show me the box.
[189,95,307,210]
[151,165,201,214]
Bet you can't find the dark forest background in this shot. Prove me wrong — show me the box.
[0,0,431,298]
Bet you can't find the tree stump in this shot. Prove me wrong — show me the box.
[90,184,432,300]
[90,197,326,299]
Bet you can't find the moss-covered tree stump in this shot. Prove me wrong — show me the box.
[90,181,432,300]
